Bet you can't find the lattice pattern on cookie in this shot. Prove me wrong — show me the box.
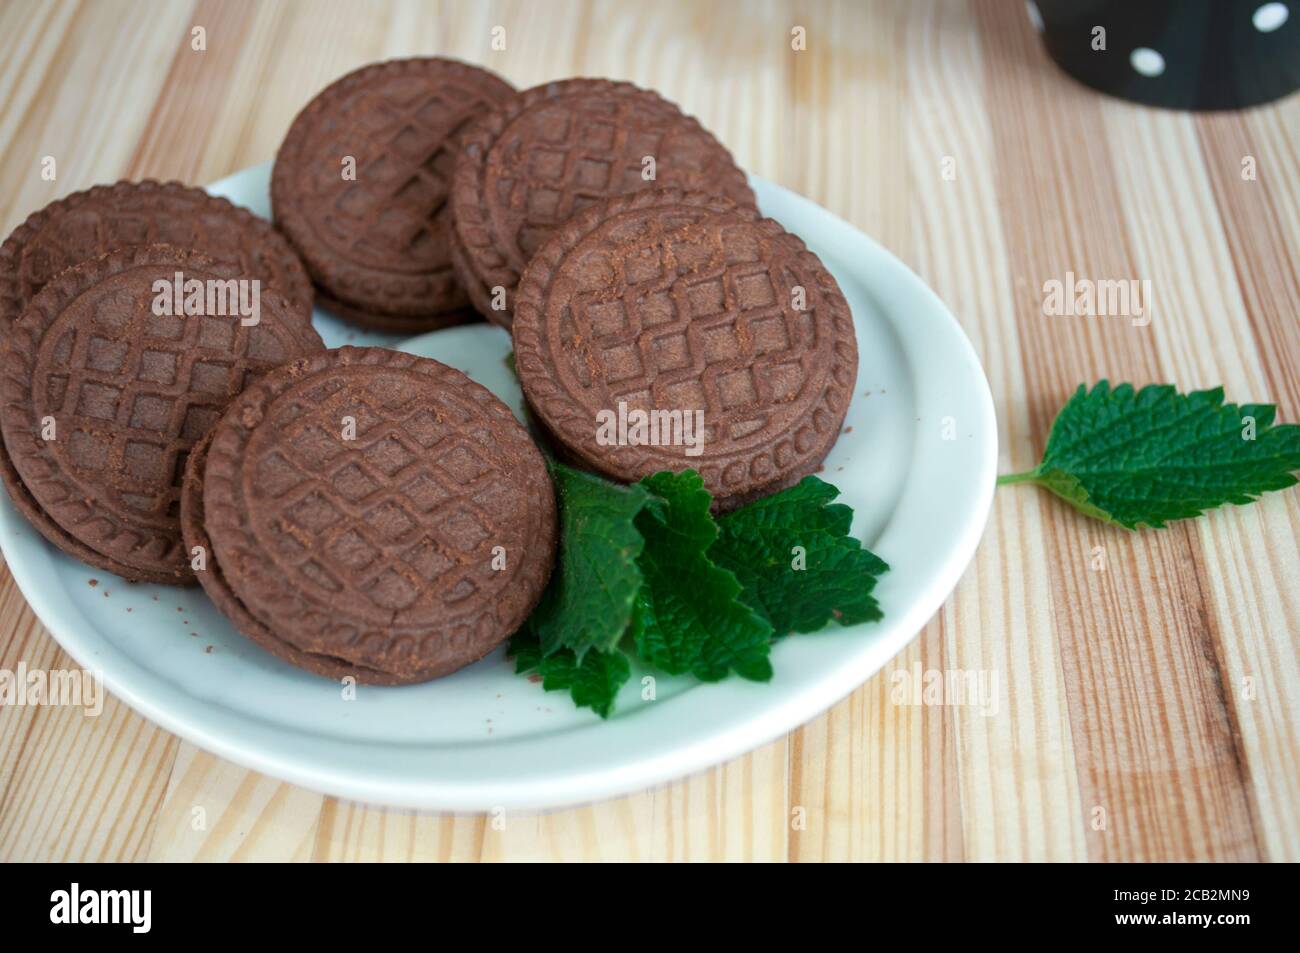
[553,210,822,449]
[40,278,300,524]
[0,245,323,579]
[574,255,806,447]
[450,79,756,326]
[512,189,856,502]
[273,59,514,316]
[306,79,488,274]
[496,95,688,260]
[200,348,555,673]
[245,369,523,622]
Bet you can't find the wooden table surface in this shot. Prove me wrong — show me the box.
[1,0,1297,862]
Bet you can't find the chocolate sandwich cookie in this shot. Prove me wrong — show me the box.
[185,346,556,683]
[0,244,325,583]
[450,78,756,328]
[181,430,418,684]
[272,58,515,332]
[512,189,857,511]
[0,180,314,333]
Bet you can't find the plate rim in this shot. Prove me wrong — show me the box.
[0,165,997,810]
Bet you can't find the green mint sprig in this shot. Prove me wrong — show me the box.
[510,466,889,717]
[999,381,1300,529]
[710,476,888,635]
[509,378,1298,718]
[508,635,630,720]
[525,465,648,659]
[631,471,773,682]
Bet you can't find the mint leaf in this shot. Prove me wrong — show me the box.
[527,464,649,659]
[1000,381,1300,529]
[515,466,885,717]
[710,476,889,635]
[630,471,773,682]
[508,630,629,719]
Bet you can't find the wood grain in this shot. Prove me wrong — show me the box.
[0,0,1296,862]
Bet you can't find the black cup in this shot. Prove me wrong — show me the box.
[1030,0,1300,110]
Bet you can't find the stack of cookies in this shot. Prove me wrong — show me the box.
[270,57,856,511]
[179,346,555,684]
[0,55,856,684]
[0,184,324,583]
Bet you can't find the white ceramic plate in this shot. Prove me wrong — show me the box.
[0,163,996,810]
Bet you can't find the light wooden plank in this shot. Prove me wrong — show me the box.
[0,0,197,229]
[146,744,325,861]
[974,0,1262,861]
[0,571,178,860]
[1102,103,1300,862]
[901,0,1084,862]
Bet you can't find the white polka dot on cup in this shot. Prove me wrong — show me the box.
[1130,47,1166,77]
[1024,1,1045,32]
[1252,3,1289,32]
